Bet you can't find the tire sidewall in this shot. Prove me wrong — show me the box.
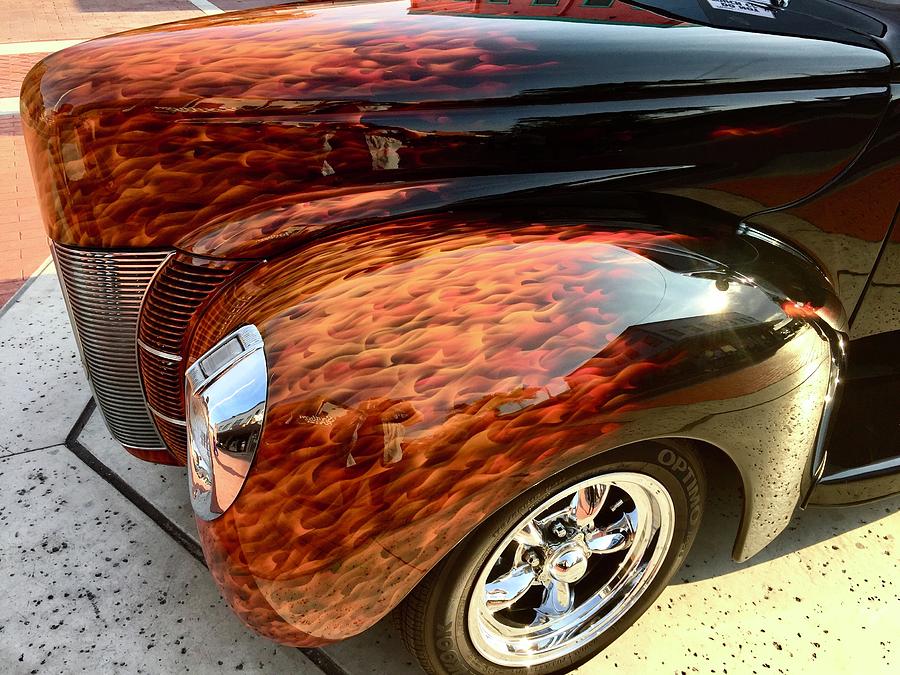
[421,441,706,675]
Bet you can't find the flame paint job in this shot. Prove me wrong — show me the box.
[20,0,890,260]
[189,216,836,645]
[19,0,900,651]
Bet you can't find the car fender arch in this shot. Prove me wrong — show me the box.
[185,212,841,646]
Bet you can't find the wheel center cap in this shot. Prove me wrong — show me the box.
[548,545,589,583]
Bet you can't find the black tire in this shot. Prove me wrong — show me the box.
[397,441,706,675]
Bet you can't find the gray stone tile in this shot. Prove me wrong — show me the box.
[326,620,424,675]
[79,406,195,536]
[575,475,900,674]
[0,267,90,456]
[0,446,322,674]
[76,406,425,674]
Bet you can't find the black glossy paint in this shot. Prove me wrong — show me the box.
[808,330,900,506]
[635,0,886,50]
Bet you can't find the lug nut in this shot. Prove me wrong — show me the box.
[552,521,568,539]
[523,550,541,568]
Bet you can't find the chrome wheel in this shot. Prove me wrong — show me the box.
[466,472,675,667]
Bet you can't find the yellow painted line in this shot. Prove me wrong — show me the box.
[0,39,85,56]
[0,97,21,115]
[187,0,224,14]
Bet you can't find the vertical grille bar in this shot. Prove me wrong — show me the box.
[52,244,172,450]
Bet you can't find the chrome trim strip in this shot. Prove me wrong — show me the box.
[148,406,188,428]
[811,331,846,484]
[138,337,183,362]
[819,455,900,484]
[737,223,820,270]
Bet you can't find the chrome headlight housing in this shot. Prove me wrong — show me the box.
[185,325,267,521]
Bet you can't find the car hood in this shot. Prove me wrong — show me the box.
[21,0,890,253]
[25,0,886,110]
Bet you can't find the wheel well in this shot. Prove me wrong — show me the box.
[674,437,746,558]
[599,437,745,540]
[576,436,747,529]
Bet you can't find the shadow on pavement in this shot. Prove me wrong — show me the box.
[675,452,900,584]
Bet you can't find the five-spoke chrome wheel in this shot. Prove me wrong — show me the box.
[466,472,675,667]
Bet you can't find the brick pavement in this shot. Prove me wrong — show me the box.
[0,0,216,307]
[0,52,48,97]
[0,113,46,307]
[0,0,205,43]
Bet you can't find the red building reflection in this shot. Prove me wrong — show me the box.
[410,0,683,25]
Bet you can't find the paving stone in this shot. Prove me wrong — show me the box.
[0,267,89,456]
[79,407,196,536]
[0,113,47,296]
[0,52,47,97]
[325,619,423,674]
[0,446,322,674]
[0,279,22,309]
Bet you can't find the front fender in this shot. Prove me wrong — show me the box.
[188,214,839,645]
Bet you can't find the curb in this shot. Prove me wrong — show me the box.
[0,255,53,320]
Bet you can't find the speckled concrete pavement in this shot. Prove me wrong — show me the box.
[1,268,898,674]
[0,268,322,674]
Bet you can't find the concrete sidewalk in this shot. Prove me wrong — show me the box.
[0,265,897,674]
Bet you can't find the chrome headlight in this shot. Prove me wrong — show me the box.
[185,325,267,521]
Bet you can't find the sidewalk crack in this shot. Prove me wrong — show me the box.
[1,442,65,459]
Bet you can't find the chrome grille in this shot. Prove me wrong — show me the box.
[52,244,172,450]
[138,255,241,463]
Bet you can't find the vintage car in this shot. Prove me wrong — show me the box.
[21,0,900,672]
